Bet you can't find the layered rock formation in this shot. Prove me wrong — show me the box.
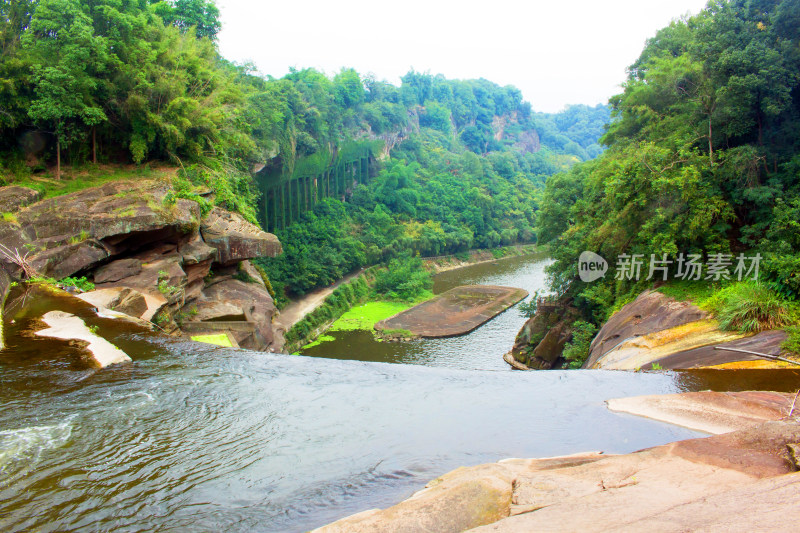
[0,181,282,351]
[585,290,790,370]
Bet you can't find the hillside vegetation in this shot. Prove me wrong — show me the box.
[537,0,800,354]
[0,0,609,301]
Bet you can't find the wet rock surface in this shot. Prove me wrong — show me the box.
[0,180,282,352]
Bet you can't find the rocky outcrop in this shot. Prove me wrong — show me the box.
[0,180,283,352]
[0,185,42,213]
[585,290,793,370]
[318,393,800,533]
[506,300,581,369]
[585,290,706,368]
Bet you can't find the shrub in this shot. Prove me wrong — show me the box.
[562,320,598,369]
[372,256,432,301]
[705,282,792,333]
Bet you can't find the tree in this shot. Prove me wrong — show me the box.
[151,0,221,39]
[24,0,108,178]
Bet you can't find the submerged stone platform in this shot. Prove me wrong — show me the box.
[375,285,528,338]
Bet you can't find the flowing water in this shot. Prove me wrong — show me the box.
[3,265,800,532]
[300,252,553,370]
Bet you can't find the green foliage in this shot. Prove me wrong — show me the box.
[704,282,793,333]
[372,256,433,302]
[782,327,800,356]
[283,276,371,347]
[59,276,94,292]
[561,320,598,369]
[537,0,800,331]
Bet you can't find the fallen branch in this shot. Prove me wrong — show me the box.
[713,346,800,367]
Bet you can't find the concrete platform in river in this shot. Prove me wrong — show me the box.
[375,285,528,338]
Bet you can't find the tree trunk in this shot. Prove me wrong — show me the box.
[92,127,97,164]
[708,118,713,166]
[56,137,61,180]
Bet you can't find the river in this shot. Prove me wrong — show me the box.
[299,251,553,370]
[2,259,800,532]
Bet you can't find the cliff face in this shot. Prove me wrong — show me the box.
[0,181,282,351]
[506,300,581,370]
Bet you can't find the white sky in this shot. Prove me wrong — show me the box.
[216,0,709,113]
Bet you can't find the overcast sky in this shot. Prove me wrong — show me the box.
[216,0,709,113]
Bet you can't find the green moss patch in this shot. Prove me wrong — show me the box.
[329,294,432,332]
[191,333,234,348]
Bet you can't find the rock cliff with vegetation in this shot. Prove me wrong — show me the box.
[515,0,800,369]
[0,180,282,350]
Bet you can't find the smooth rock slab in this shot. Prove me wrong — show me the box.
[607,391,795,434]
[375,285,528,338]
[34,311,132,368]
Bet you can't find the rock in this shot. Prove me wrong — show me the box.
[0,180,283,352]
[585,290,707,368]
[239,260,266,287]
[591,319,746,370]
[0,180,200,279]
[188,300,246,322]
[507,301,580,369]
[34,310,132,368]
[646,329,789,369]
[179,234,217,265]
[29,240,109,280]
[96,252,186,305]
[113,288,149,318]
[93,258,143,284]
[78,287,166,322]
[195,279,276,350]
[200,207,281,265]
[607,391,796,435]
[0,185,41,213]
[314,463,514,533]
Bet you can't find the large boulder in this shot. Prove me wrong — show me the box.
[508,301,581,369]
[0,180,201,279]
[186,278,276,350]
[0,185,41,213]
[200,207,281,266]
[584,290,707,368]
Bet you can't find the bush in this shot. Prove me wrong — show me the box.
[562,320,598,369]
[372,256,432,301]
[782,326,800,356]
[705,282,792,333]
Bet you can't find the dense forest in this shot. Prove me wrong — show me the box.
[537,0,800,354]
[0,0,608,301]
